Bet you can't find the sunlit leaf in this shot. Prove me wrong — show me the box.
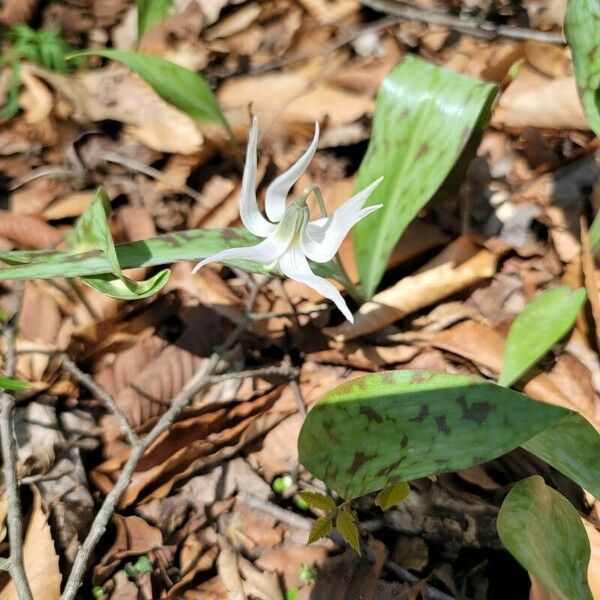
[0,376,29,391]
[70,50,228,129]
[0,229,340,284]
[353,56,497,297]
[565,0,600,136]
[374,481,410,511]
[298,371,572,499]
[136,0,171,38]
[297,491,336,512]
[498,287,586,387]
[82,270,171,300]
[307,516,332,544]
[497,476,592,600]
[335,510,360,555]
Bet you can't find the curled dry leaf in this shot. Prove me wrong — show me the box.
[0,488,61,600]
[0,0,38,25]
[325,237,497,341]
[493,68,588,130]
[0,213,63,249]
[33,67,204,154]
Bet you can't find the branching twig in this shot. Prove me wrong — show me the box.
[61,277,267,600]
[0,283,33,600]
[361,0,566,44]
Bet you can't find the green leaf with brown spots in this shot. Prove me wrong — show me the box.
[308,516,333,545]
[353,56,497,298]
[497,476,592,600]
[298,371,572,499]
[498,286,586,387]
[374,481,410,511]
[335,510,360,555]
[565,0,600,136]
[298,491,336,512]
[65,187,171,300]
[0,223,340,284]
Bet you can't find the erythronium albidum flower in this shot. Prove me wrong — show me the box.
[193,118,383,322]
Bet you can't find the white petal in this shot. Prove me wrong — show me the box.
[279,244,354,323]
[264,123,320,223]
[240,118,276,238]
[192,229,290,274]
[301,177,384,263]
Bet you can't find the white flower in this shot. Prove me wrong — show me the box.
[193,118,383,322]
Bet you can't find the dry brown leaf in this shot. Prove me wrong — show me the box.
[0,0,38,25]
[217,547,284,600]
[493,68,587,130]
[325,238,497,341]
[19,70,53,124]
[0,212,63,249]
[204,2,262,40]
[297,0,358,24]
[0,488,61,600]
[33,67,204,154]
[19,281,62,345]
[94,515,162,581]
[42,191,96,220]
[256,546,328,590]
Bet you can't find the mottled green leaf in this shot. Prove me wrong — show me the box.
[498,287,586,387]
[497,476,592,600]
[565,0,600,136]
[136,0,171,38]
[588,211,600,253]
[66,188,170,299]
[374,481,410,511]
[298,371,570,499]
[81,270,171,300]
[0,229,340,283]
[308,516,332,544]
[353,56,497,297]
[297,491,336,512]
[70,50,228,129]
[0,376,29,391]
[523,414,600,498]
[335,510,360,555]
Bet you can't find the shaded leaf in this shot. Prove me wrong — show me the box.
[136,0,171,38]
[335,510,360,555]
[298,370,571,499]
[522,414,600,499]
[70,50,228,129]
[497,476,592,600]
[374,481,410,511]
[297,491,336,512]
[353,56,497,297]
[308,516,333,544]
[498,287,586,387]
[0,376,29,391]
[565,0,600,136]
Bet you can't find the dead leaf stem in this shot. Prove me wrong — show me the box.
[0,282,34,600]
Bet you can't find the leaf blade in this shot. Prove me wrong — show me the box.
[497,476,593,600]
[353,56,497,297]
[498,287,586,387]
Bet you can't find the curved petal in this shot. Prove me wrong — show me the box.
[302,177,384,263]
[240,117,276,238]
[279,244,354,323]
[264,123,320,223]
[192,229,291,274]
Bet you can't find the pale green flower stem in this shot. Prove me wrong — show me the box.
[296,184,365,305]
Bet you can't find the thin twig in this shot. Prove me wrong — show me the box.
[8,166,83,191]
[60,355,140,447]
[0,283,33,600]
[360,0,566,44]
[207,365,298,385]
[100,151,207,205]
[61,278,266,600]
[383,560,456,600]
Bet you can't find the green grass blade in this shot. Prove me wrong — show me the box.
[353,56,497,297]
[69,49,228,129]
